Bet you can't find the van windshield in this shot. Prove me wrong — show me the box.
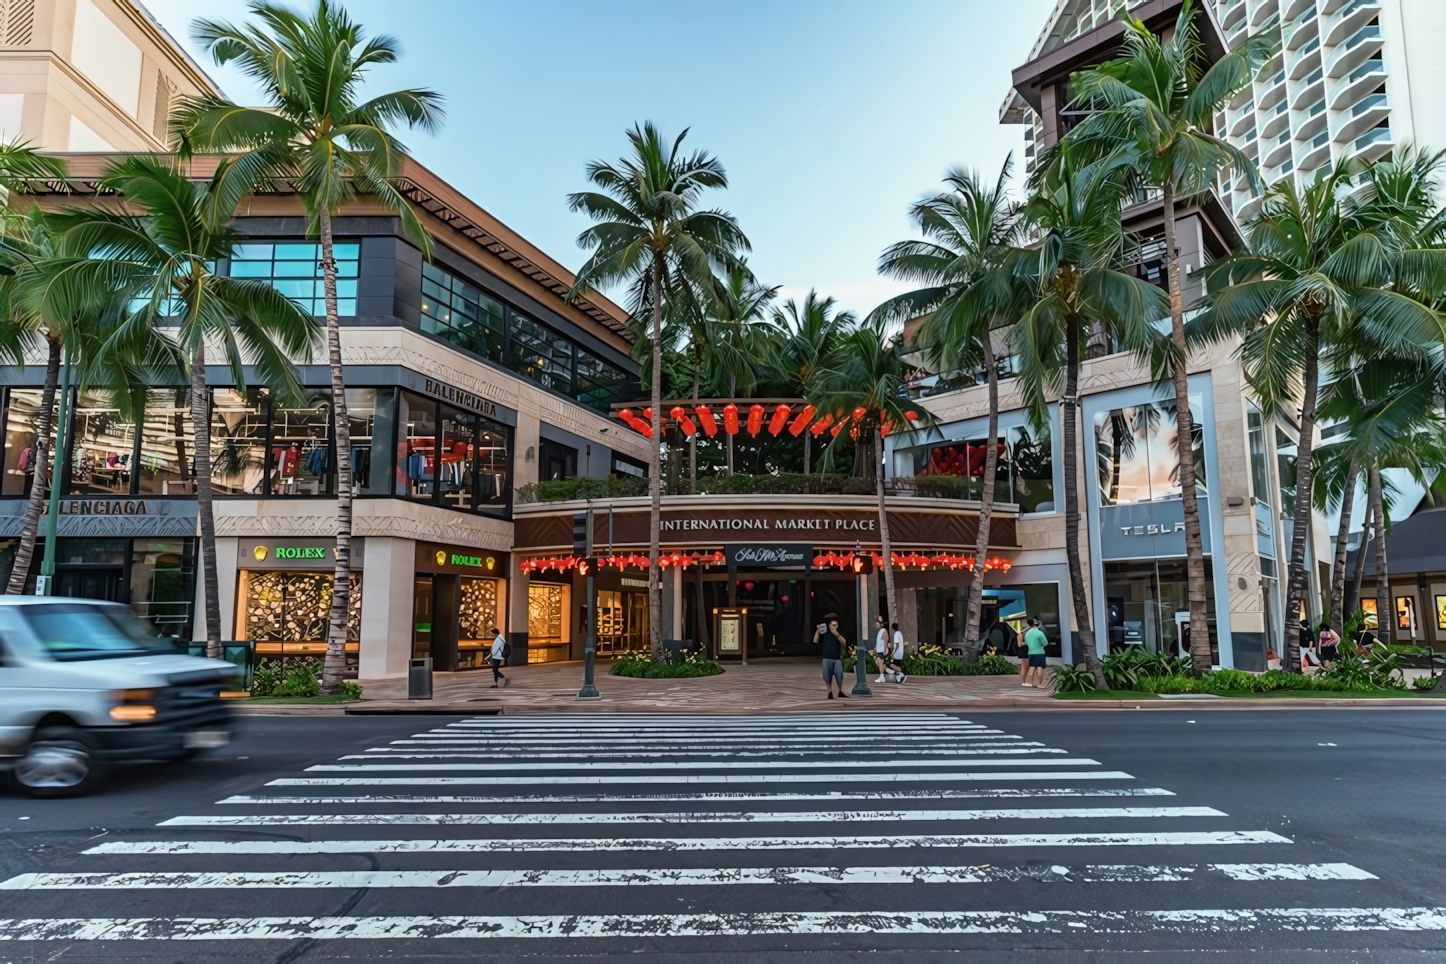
[23,604,176,662]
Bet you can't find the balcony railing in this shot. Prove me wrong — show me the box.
[1354,126,1392,151]
[514,472,1000,504]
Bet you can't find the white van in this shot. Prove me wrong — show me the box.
[0,598,236,797]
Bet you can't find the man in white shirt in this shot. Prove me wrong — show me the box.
[489,627,509,688]
[874,615,891,683]
[887,622,907,684]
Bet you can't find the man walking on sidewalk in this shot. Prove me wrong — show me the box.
[490,626,509,688]
[1021,618,1048,687]
[886,621,907,684]
[874,615,892,683]
[815,614,848,699]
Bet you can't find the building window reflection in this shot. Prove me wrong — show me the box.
[211,388,269,496]
[2,389,55,497]
[1093,397,1207,507]
[228,242,359,316]
[68,391,136,495]
[910,424,1055,512]
[270,391,333,496]
[137,389,195,495]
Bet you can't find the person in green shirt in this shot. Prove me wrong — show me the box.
[1022,618,1049,687]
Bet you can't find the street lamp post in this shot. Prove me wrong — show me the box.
[36,346,72,596]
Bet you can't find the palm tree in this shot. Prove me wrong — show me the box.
[772,290,855,476]
[1193,159,1446,669]
[176,0,444,692]
[47,156,319,658]
[1013,143,1169,689]
[1067,0,1274,673]
[1317,357,1446,641]
[813,318,931,654]
[567,122,749,660]
[872,159,1025,660]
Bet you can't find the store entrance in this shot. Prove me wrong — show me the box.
[54,567,125,602]
[683,573,858,658]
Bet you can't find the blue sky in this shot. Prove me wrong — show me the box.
[143,0,1056,318]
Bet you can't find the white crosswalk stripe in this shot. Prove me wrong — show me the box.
[0,710,1410,950]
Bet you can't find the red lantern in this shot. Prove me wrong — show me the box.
[767,403,791,436]
[619,408,652,438]
[831,413,849,437]
[746,404,765,436]
[880,419,894,438]
[852,406,868,422]
[788,405,816,436]
[723,403,740,435]
[696,405,718,437]
[669,406,697,437]
[905,410,919,421]
[810,412,834,437]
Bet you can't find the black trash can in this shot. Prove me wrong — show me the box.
[408,657,433,700]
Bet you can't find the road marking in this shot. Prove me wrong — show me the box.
[268,771,1137,787]
[217,788,1176,806]
[304,758,1101,773]
[387,736,1027,747]
[159,806,1224,827]
[84,830,1290,855]
[9,906,1440,940]
[343,747,1067,760]
[0,863,1372,891]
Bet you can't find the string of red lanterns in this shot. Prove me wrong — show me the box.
[520,550,728,574]
[810,550,1012,573]
[617,404,920,440]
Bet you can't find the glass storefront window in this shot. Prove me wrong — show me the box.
[345,387,393,495]
[211,388,269,495]
[3,389,56,497]
[130,538,195,638]
[528,582,567,658]
[509,312,574,394]
[229,242,359,316]
[1275,427,1297,518]
[476,420,508,506]
[1247,406,1271,506]
[137,389,195,495]
[456,576,499,670]
[271,391,333,496]
[397,390,437,500]
[240,569,361,647]
[1103,559,1218,659]
[420,261,505,361]
[439,407,476,510]
[69,391,136,496]
[1094,396,1207,507]
[910,423,1054,512]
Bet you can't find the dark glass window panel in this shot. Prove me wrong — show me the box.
[508,311,573,394]
[270,391,333,496]
[211,388,269,495]
[69,391,136,495]
[137,389,195,496]
[439,407,476,511]
[397,390,438,501]
[3,389,57,497]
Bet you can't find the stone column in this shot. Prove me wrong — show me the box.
[358,537,415,681]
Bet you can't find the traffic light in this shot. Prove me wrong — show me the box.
[850,554,873,575]
[578,557,601,577]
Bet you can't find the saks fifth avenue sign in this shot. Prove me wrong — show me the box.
[662,517,876,533]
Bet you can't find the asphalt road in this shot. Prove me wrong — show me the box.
[1,707,1445,962]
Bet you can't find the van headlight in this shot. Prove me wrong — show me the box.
[110,689,158,722]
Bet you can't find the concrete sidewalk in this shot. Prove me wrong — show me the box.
[346,658,1056,715]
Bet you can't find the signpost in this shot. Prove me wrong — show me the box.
[714,607,748,665]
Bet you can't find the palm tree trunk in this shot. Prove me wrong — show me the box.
[962,328,1000,662]
[1369,460,1391,645]
[1350,494,1373,620]
[726,375,735,476]
[689,350,699,491]
[1162,182,1212,674]
[1328,461,1359,630]
[7,336,61,594]
[1064,314,1106,689]
[647,256,663,660]
[190,345,221,659]
[1281,319,1322,672]
[875,423,898,646]
[319,207,353,695]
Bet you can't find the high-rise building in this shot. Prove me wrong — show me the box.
[0,0,219,151]
[1003,0,1446,220]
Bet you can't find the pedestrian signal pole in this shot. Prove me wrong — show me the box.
[576,510,600,699]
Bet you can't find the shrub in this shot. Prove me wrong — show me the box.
[1195,669,1260,694]
[1412,675,1439,692]
[1136,674,1195,694]
[609,649,723,679]
[249,667,281,697]
[1255,670,1319,692]
[275,665,321,697]
[341,681,363,700]
[1052,663,1095,693]
[515,475,649,504]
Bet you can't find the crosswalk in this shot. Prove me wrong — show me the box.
[0,711,1438,953]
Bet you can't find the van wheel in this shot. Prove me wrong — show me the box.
[12,727,103,797]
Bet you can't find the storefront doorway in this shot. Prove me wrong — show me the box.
[683,573,858,658]
[1104,558,1218,660]
[412,541,506,672]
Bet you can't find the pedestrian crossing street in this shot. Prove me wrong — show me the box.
[1,711,1442,951]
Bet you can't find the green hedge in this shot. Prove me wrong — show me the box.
[694,472,876,497]
[609,650,724,679]
[515,476,649,504]
[843,652,1015,676]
